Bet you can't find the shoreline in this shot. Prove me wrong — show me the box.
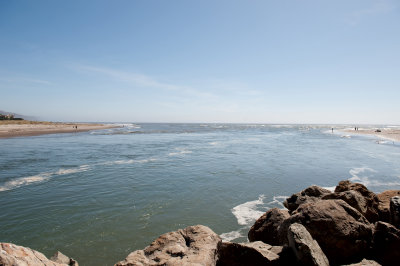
[341,128,400,142]
[0,121,119,138]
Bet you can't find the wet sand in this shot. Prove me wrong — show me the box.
[0,121,119,138]
[342,128,400,142]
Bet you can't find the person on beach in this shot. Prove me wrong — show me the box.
[332,128,333,133]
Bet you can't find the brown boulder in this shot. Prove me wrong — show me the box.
[114,225,221,266]
[287,223,329,266]
[377,190,400,222]
[217,241,293,266]
[334,180,380,222]
[0,243,75,266]
[283,186,331,213]
[279,199,373,265]
[344,258,381,265]
[248,208,290,245]
[390,196,400,228]
[322,190,375,222]
[372,221,400,265]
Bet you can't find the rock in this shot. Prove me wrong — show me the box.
[372,221,400,265]
[115,225,221,266]
[0,242,71,266]
[283,186,331,213]
[334,180,380,222]
[278,199,373,265]
[287,223,329,266]
[344,258,381,265]
[377,190,400,222]
[50,251,79,266]
[248,208,290,245]
[322,190,374,222]
[390,196,400,228]
[217,241,295,266]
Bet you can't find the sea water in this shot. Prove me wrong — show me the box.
[1,124,400,265]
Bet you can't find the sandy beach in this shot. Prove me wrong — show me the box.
[0,121,119,138]
[342,128,400,142]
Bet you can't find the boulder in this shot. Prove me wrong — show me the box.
[283,186,331,213]
[50,251,79,266]
[217,241,293,266]
[390,196,400,228]
[344,258,381,265]
[0,242,75,266]
[115,225,221,266]
[334,180,379,222]
[377,190,400,222]
[248,208,290,245]
[372,221,400,265]
[278,199,373,265]
[322,190,374,222]
[287,223,329,266]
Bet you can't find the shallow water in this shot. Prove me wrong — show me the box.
[1,123,399,265]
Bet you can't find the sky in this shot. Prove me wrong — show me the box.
[0,0,399,124]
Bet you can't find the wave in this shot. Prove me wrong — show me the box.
[220,230,244,242]
[232,195,266,226]
[322,186,336,192]
[55,165,91,175]
[168,148,192,156]
[0,164,91,192]
[349,167,400,188]
[98,158,157,166]
[0,174,52,192]
[220,194,288,242]
[266,196,287,208]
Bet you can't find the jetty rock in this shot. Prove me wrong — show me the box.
[333,180,380,222]
[248,208,290,245]
[280,199,373,264]
[0,243,78,266]
[283,185,331,213]
[217,241,294,266]
[115,225,221,266]
[287,223,329,266]
[372,221,400,265]
[377,190,400,222]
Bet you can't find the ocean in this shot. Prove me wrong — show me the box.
[1,123,399,265]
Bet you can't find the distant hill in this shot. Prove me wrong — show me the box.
[0,110,38,121]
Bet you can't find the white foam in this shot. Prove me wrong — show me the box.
[55,165,91,175]
[348,167,400,187]
[98,158,157,166]
[209,141,219,146]
[220,230,244,242]
[0,164,94,192]
[232,195,266,226]
[168,148,192,156]
[266,196,287,208]
[322,186,336,192]
[0,174,52,192]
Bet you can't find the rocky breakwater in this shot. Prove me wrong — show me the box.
[0,243,78,266]
[2,180,400,266]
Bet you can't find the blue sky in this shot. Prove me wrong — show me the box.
[1,0,399,123]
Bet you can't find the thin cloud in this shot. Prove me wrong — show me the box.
[0,77,52,85]
[346,0,396,25]
[76,65,218,100]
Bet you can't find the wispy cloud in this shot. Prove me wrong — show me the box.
[0,77,52,85]
[346,0,396,25]
[76,65,218,100]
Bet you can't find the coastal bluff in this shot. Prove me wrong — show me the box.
[2,181,400,266]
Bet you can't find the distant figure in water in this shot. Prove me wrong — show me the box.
[355,127,356,131]
[332,128,333,133]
